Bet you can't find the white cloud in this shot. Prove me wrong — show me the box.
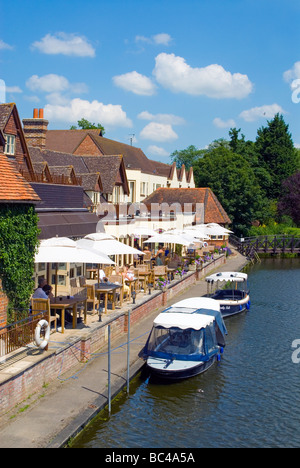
[140,122,178,142]
[239,103,286,122]
[135,33,172,46]
[147,145,169,157]
[113,71,156,96]
[31,32,95,57]
[0,39,13,50]
[213,117,236,128]
[26,74,88,95]
[6,86,22,93]
[26,74,69,93]
[153,53,253,99]
[44,98,132,128]
[138,110,185,125]
[283,62,300,86]
[152,33,172,46]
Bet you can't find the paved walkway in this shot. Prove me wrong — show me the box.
[0,251,249,448]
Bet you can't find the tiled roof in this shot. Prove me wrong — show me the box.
[143,188,231,225]
[0,153,40,203]
[0,103,14,130]
[27,146,127,194]
[45,129,183,178]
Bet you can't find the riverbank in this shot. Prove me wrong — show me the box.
[0,250,249,448]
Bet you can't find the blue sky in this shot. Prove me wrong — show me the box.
[1,0,299,162]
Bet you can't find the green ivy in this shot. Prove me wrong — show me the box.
[0,204,40,321]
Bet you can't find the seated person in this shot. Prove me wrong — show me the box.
[98,269,108,282]
[32,278,50,299]
[155,253,164,266]
[42,284,54,298]
[121,265,134,295]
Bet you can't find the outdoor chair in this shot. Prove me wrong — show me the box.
[86,284,100,314]
[108,274,126,303]
[31,297,57,333]
[79,276,86,287]
[152,266,168,284]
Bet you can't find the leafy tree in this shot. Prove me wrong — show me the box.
[70,118,105,134]
[255,114,297,199]
[194,146,271,235]
[170,145,204,170]
[229,127,273,198]
[278,171,300,226]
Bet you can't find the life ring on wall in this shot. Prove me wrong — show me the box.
[34,320,50,350]
[203,242,208,248]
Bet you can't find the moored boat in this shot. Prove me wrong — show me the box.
[143,297,227,381]
[205,271,250,318]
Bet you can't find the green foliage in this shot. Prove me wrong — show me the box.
[194,146,271,236]
[70,118,105,134]
[249,222,300,238]
[0,204,40,320]
[170,145,205,170]
[255,114,297,199]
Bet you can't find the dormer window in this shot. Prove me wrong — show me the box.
[4,134,16,156]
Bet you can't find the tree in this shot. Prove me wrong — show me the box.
[194,146,271,235]
[255,114,297,199]
[170,145,205,169]
[70,118,105,134]
[278,172,300,226]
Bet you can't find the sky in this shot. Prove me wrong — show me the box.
[0,0,299,163]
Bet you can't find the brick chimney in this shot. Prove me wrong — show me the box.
[22,108,49,148]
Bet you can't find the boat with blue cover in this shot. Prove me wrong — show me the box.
[143,297,227,380]
[205,271,250,318]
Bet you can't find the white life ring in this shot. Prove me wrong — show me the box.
[203,242,208,248]
[35,320,50,350]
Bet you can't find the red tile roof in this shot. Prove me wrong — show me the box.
[143,188,231,225]
[0,153,40,203]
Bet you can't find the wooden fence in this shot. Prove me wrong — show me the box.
[230,235,300,259]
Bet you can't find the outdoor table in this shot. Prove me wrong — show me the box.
[125,277,139,296]
[94,283,123,314]
[50,296,87,333]
[86,268,98,280]
[136,271,152,291]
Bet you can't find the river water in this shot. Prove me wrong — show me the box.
[72,259,300,448]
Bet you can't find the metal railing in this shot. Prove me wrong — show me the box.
[0,310,47,359]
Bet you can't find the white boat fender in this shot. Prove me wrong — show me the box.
[34,320,50,350]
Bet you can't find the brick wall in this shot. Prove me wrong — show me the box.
[0,279,8,329]
[73,135,102,156]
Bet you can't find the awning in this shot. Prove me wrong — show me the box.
[37,211,105,239]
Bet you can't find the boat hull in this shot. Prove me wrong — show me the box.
[146,355,217,381]
[214,294,250,318]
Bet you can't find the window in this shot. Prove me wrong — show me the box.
[4,134,15,156]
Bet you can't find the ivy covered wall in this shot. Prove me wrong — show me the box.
[0,204,40,322]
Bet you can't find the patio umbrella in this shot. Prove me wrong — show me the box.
[130,226,157,237]
[77,233,145,256]
[143,232,195,247]
[35,237,114,296]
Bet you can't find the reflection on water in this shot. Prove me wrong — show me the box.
[72,259,300,448]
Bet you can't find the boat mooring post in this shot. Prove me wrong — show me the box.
[108,324,111,414]
[127,309,131,394]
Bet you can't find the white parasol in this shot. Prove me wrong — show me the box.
[77,233,145,256]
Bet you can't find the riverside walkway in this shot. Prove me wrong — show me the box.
[0,250,248,448]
